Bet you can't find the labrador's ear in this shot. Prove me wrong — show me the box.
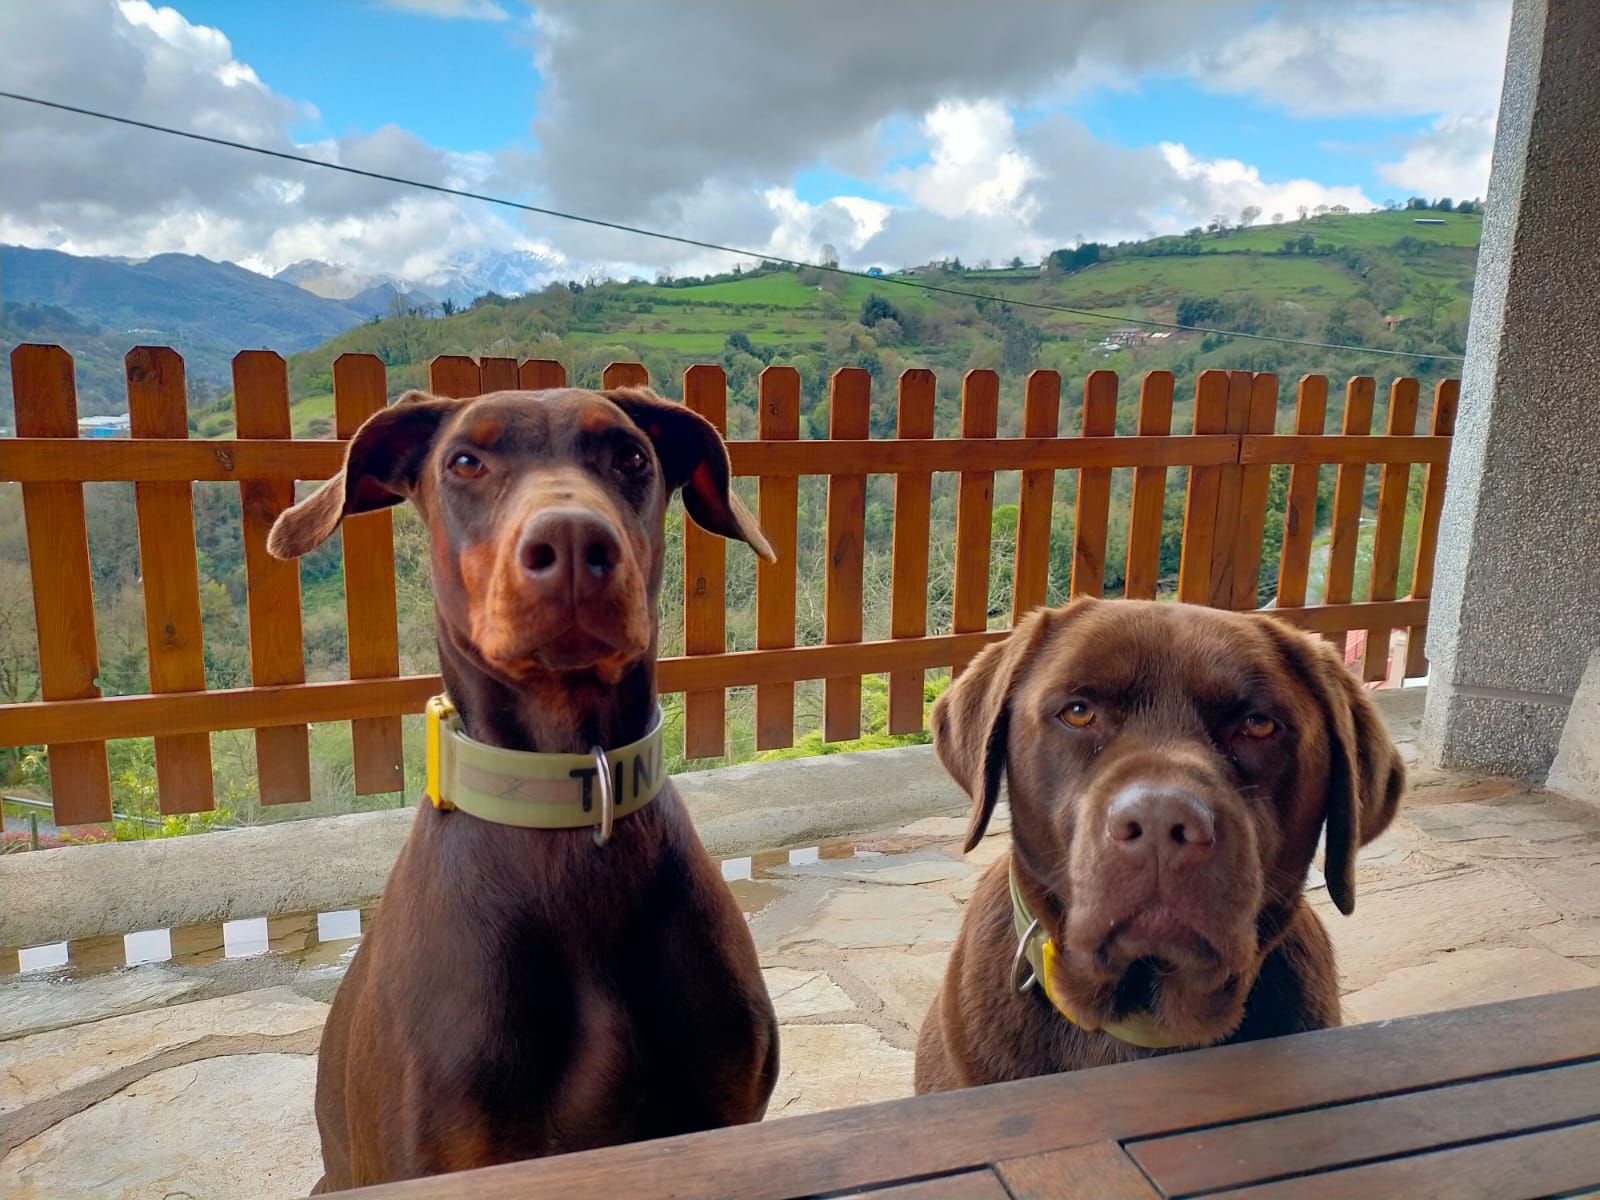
[931,605,1061,853]
[1265,622,1405,915]
[268,391,461,559]
[605,387,775,562]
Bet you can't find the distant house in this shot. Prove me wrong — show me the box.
[865,266,884,277]
[1107,327,1149,347]
[1413,218,1447,225]
[1383,314,1410,332]
[79,414,131,438]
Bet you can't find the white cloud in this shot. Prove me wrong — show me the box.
[378,0,508,20]
[1193,1,1511,118]
[1377,113,1495,201]
[0,0,1510,289]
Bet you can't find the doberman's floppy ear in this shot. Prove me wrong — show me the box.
[1265,622,1405,916]
[268,390,462,559]
[605,386,775,563]
[932,606,1056,853]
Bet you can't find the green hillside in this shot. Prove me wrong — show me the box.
[192,209,1476,441]
[2,209,1479,838]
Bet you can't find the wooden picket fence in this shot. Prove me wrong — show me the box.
[1,345,1458,825]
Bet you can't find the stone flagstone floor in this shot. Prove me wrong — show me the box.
[4,689,1598,1198]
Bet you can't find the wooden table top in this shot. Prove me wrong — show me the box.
[349,987,1600,1200]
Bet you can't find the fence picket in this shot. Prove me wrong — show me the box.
[1323,376,1377,647]
[1229,373,1279,610]
[682,365,728,759]
[11,345,112,824]
[888,370,936,733]
[0,344,1464,819]
[824,369,871,740]
[519,359,568,390]
[1405,380,1461,678]
[1361,377,1420,681]
[126,347,214,813]
[429,355,482,399]
[1123,371,1175,600]
[1275,376,1330,609]
[333,354,404,794]
[1070,370,1118,598]
[1177,371,1231,604]
[233,351,310,805]
[603,362,649,389]
[951,370,1000,677]
[755,366,800,749]
[1204,371,1256,607]
[1013,370,1061,618]
[478,356,518,392]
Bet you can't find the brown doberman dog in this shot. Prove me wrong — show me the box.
[269,385,780,1190]
[916,598,1403,1092]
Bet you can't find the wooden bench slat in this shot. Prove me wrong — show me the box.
[233,351,310,805]
[824,368,872,741]
[998,1142,1162,1199]
[334,354,404,794]
[1405,378,1460,678]
[888,369,936,734]
[682,365,728,759]
[755,366,800,750]
[1204,1118,1600,1200]
[1013,369,1061,617]
[1129,1058,1600,1197]
[335,990,1598,1200]
[11,344,112,824]
[1122,370,1175,601]
[126,346,214,814]
[1070,370,1118,599]
[1322,376,1376,647]
[839,1169,1011,1200]
[1274,375,1329,609]
[951,370,999,677]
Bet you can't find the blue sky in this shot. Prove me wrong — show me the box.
[0,1,1511,285]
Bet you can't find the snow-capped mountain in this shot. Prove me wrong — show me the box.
[275,249,563,310]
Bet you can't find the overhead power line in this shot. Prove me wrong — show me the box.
[1,90,1463,364]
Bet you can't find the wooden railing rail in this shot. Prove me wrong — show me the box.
[1,346,1459,824]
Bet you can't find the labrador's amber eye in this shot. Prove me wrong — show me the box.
[1243,713,1277,739]
[1061,700,1095,729]
[449,452,487,480]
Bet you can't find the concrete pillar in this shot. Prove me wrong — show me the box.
[1421,0,1600,778]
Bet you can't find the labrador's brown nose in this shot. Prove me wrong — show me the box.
[518,508,622,603]
[1106,786,1216,867]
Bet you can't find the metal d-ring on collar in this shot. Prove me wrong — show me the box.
[590,742,615,847]
[1012,915,1042,995]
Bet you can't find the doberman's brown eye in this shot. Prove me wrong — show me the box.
[1061,700,1095,729]
[1242,713,1277,739]
[448,452,487,480]
[614,446,648,476]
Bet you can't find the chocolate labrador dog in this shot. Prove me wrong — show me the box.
[916,597,1403,1091]
[269,385,779,1189]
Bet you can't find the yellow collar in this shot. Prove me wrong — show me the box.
[1007,862,1179,1050]
[425,695,665,840]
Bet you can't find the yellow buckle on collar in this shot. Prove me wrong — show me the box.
[426,694,456,810]
[1009,863,1178,1051]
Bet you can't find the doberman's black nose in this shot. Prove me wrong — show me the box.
[518,508,622,603]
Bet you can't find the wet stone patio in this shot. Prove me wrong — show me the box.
[4,689,1599,1198]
